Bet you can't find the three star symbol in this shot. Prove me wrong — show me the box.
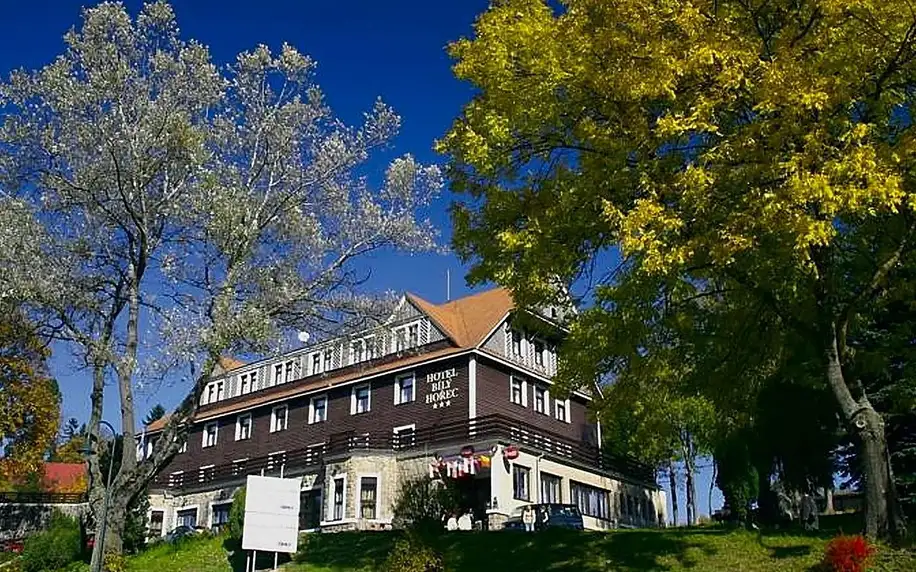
[432,400,452,409]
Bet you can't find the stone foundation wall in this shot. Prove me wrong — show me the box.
[0,503,88,541]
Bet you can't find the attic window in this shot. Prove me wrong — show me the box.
[393,322,420,352]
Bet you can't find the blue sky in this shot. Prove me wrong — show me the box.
[0,0,721,520]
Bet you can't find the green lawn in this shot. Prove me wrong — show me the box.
[94,525,915,572]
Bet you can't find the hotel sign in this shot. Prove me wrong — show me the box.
[425,367,459,409]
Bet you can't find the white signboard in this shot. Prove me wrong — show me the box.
[242,475,302,553]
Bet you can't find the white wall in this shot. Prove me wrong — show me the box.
[488,447,667,530]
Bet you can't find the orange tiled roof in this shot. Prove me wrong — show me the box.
[407,287,513,348]
[145,414,169,433]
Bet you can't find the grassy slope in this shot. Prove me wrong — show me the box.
[109,526,914,572]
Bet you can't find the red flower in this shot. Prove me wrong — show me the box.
[822,535,874,572]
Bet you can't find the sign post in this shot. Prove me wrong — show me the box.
[243,475,302,571]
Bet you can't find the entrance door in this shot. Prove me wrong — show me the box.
[299,488,322,530]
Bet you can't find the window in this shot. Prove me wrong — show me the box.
[274,360,297,385]
[271,405,288,432]
[555,398,569,422]
[309,395,328,423]
[534,340,545,366]
[395,374,415,405]
[235,414,252,441]
[149,510,164,536]
[176,508,197,528]
[512,465,530,500]
[511,329,523,357]
[216,381,225,401]
[364,336,376,360]
[393,424,416,449]
[393,322,420,352]
[211,503,231,529]
[323,349,333,372]
[206,383,215,404]
[239,371,257,395]
[571,481,610,519]
[534,385,548,414]
[311,352,322,375]
[351,384,371,415]
[541,473,562,504]
[350,339,365,364]
[359,477,378,520]
[178,439,188,454]
[202,423,218,448]
[331,477,345,521]
[510,375,527,406]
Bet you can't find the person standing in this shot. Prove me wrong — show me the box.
[522,505,535,533]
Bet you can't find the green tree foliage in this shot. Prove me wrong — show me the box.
[21,510,82,572]
[142,405,166,427]
[392,476,459,538]
[439,0,915,539]
[715,431,759,526]
[228,486,246,544]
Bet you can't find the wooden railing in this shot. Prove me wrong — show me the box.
[153,414,655,492]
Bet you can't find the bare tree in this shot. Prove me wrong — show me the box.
[0,2,440,564]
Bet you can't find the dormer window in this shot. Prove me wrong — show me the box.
[350,339,365,364]
[511,329,524,357]
[239,371,257,395]
[323,349,334,372]
[273,360,297,385]
[393,322,420,352]
[216,381,225,400]
[533,340,545,367]
[311,352,322,375]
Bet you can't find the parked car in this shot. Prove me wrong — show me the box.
[165,525,204,543]
[503,503,584,531]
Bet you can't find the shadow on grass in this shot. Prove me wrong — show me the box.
[223,536,292,572]
[294,531,396,571]
[299,527,723,572]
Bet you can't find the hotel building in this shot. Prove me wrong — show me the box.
[142,288,666,535]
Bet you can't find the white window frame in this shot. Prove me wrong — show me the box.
[309,395,328,424]
[510,328,525,358]
[205,383,216,405]
[273,359,297,385]
[392,423,417,449]
[392,320,421,353]
[239,370,258,395]
[210,501,233,528]
[533,339,546,367]
[555,397,571,423]
[178,438,188,454]
[235,413,252,441]
[349,338,366,365]
[310,351,323,375]
[323,348,334,372]
[328,474,348,522]
[512,464,530,501]
[357,473,381,521]
[215,380,225,401]
[271,404,289,433]
[394,373,416,405]
[534,384,549,414]
[351,383,371,415]
[202,422,218,448]
[510,375,528,407]
[363,335,376,361]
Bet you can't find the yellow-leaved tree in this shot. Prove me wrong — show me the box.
[0,310,60,484]
[439,0,915,539]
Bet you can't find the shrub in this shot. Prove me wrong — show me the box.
[392,476,459,537]
[21,510,82,572]
[103,553,127,572]
[382,535,444,572]
[822,535,874,572]
[228,486,246,544]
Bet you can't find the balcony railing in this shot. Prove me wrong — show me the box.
[153,414,655,492]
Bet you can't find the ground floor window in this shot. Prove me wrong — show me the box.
[148,510,164,537]
[332,477,345,521]
[176,507,198,528]
[512,465,530,501]
[360,476,378,520]
[211,502,231,530]
[540,473,562,504]
[570,481,610,520]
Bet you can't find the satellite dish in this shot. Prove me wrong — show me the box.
[297,331,310,344]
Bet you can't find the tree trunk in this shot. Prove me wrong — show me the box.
[684,433,698,526]
[824,326,906,540]
[668,461,679,526]
[89,491,128,571]
[825,486,835,515]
